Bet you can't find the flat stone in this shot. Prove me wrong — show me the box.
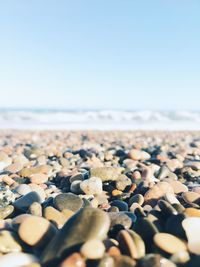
[5,162,23,173]
[128,149,150,161]
[54,193,83,212]
[0,230,22,253]
[41,207,110,264]
[0,205,14,219]
[182,192,200,205]
[116,175,132,191]
[0,252,39,267]
[14,184,32,196]
[153,233,187,254]
[129,194,144,206]
[168,180,188,194]
[13,191,42,212]
[114,255,136,267]
[30,173,48,184]
[117,229,145,259]
[182,217,200,254]
[19,215,57,246]
[144,182,174,207]
[80,177,102,195]
[108,212,132,229]
[44,206,66,229]
[80,239,105,259]
[90,167,123,182]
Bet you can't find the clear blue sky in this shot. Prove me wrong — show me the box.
[0,0,199,110]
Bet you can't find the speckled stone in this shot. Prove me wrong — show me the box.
[54,193,83,212]
[90,167,123,182]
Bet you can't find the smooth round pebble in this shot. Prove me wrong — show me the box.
[81,239,105,259]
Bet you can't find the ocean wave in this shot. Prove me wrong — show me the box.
[0,110,199,130]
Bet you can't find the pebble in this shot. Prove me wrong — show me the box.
[41,207,110,264]
[182,191,200,205]
[182,217,200,254]
[109,212,132,229]
[0,205,14,219]
[117,229,145,259]
[0,230,22,253]
[0,186,16,208]
[90,167,123,181]
[153,233,187,254]
[13,191,42,211]
[110,200,128,211]
[0,152,12,170]
[184,207,200,217]
[80,239,105,259]
[28,202,42,216]
[30,173,48,184]
[128,149,150,161]
[80,176,103,195]
[44,206,66,228]
[14,184,32,196]
[0,252,39,267]
[54,193,83,212]
[19,215,57,246]
[116,175,132,191]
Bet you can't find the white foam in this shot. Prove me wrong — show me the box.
[0,110,199,130]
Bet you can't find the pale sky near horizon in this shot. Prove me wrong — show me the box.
[0,1,200,110]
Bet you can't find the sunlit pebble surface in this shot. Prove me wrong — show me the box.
[1,131,200,266]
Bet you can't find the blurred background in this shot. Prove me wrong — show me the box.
[0,1,199,129]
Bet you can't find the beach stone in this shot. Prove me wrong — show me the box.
[13,191,42,212]
[182,217,200,254]
[14,184,32,196]
[28,202,42,216]
[139,254,177,267]
[164,193,180,205]
[41,207,110,264]
[20,165,52,178]
[70,180,82,194]
[116,175,132,191]
[170,251,190,265]
[184,207,200,217]
[117,229,145,259]
[44,206,66,229]
[129,194,144,206]
[153,233,187,254]
[29,183,46,202]
[144,182,174,207]
[182,192,200,205]
[5,162,23,173]
[109,212,132,229]
[80,239,105,259]
[0,205,14,219]
[19,215,57,246]
[0,252,39,267]
[0,186,16,208]
[12,214,32,230]
[61,208,75,221]
[128,149,150,161]
[54,193,83,212]
[80,177,102,195]
[192,186,200,194]
[90,167,123,182]
[168,180,188,194]
[30,173,48,184]
[0,152,12,170]
[110,200,128,211]
[59,253,86,267]
[0,230,22,253]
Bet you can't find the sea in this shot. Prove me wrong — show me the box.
[0,109,199,131]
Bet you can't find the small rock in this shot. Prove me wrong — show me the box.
[0,252,39,267]
[54,193,83,212]
[80,177,103,195]
[81,239,105,259]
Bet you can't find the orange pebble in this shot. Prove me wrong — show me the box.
[107,246,121,257]
[129,183,137,193]
[112,189,123,196]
